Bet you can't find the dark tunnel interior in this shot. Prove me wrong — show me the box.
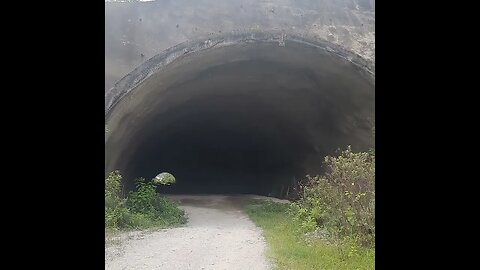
[105,39,375,197]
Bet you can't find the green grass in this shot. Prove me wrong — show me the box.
[245,201,375,270]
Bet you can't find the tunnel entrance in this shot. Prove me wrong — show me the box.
[105,33,375,197]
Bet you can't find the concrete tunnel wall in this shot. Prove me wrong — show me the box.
[105,1,375,196]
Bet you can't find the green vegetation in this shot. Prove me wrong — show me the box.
[246,145,375,269]
[153,172,176,185]
[293,146,375,247]
[105,171,186,231]
[246,201,374,270]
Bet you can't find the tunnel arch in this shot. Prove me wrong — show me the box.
[105,32,375,196]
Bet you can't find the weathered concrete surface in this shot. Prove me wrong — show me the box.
[105,0,375,92]
[105,32,373,114]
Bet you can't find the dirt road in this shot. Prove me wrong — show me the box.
[105,195,284,270]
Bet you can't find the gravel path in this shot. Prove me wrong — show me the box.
[105,195,283,270]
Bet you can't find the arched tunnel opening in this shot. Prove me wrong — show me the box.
[105,34,375,197]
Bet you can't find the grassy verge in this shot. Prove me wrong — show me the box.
[105,197,186,249]
[245,201,374,270]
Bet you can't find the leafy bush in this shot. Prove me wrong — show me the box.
[126,177,186,226]
[105,170,122,199]
[105,172,185,229]
[153,172,176,185]
[126,178,157,215]
[105,171,131,228]
[293,146,375,247]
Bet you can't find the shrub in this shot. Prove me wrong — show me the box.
[105,172,186,229]
[293,146,375,247]
[105,170,122,200]
[153,172,176,185]
[105,171,130,228]
[126,177,186,225]
[126,178,157,215]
